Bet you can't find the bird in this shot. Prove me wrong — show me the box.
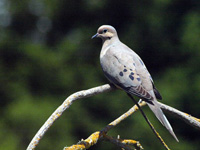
[92,25,179,142]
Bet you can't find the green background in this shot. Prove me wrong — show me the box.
[0,0,200,149]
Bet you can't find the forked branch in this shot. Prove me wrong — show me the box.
[27,84,200,150]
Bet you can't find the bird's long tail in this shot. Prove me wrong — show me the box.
[147,100,179,142]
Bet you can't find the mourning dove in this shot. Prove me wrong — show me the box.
[92,25,179,142]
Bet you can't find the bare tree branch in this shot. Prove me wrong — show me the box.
[63,131,143,150]
[27,84,113,150]
[159,102,200,129]
[27,84,200,150]
[64,101,145,150]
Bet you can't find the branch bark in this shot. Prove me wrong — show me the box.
[27,84,200,150]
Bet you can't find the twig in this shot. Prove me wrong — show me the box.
[64,131,102,150]
[103,134,142,150]
[102,100,146,133]
[63,131,140,150]
[127,94,170,150]
[159,102,200,129]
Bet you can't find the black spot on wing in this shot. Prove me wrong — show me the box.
[123,69,127,72]
[129,75,134,80]
[119,72,123,76]
[136,77,141,81]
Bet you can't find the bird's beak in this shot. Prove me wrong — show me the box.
[92,33,99,39]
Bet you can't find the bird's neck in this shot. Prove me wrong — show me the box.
[102,36,120,49]
[100,37,120,59]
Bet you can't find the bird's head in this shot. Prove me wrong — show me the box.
[92,25,117,41]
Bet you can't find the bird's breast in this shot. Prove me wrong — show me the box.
[100,44,113,59]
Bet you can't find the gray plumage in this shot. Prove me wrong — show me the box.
[92,25,179,142]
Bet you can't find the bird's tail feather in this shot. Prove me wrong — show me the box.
[147,100,179,142]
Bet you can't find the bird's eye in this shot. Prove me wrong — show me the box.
[103,29,108,33]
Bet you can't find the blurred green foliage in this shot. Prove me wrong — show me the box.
[0,0,200,149]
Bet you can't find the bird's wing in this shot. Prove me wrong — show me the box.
[100,45,154,101]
